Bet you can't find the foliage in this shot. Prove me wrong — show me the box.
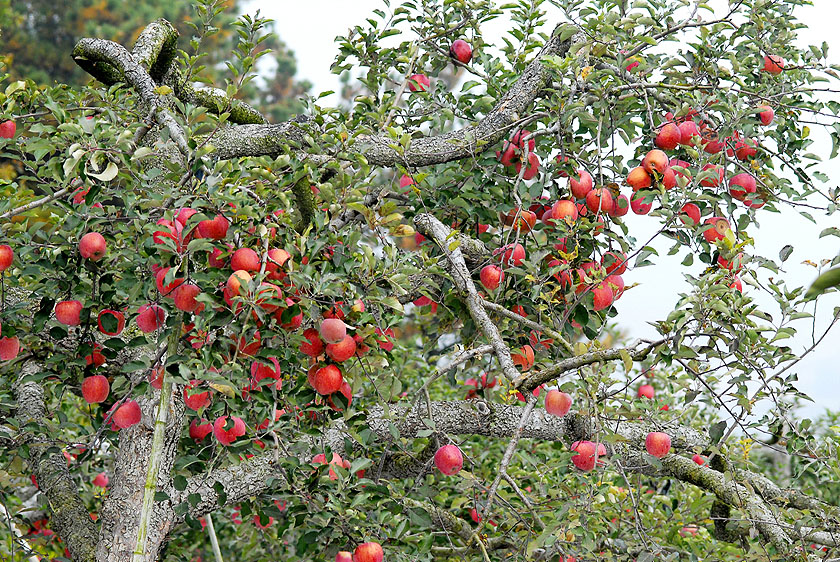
[0,0,839,561]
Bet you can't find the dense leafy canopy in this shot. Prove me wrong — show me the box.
[1,1,840,561]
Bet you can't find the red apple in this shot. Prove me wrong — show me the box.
[183,381,211,410]
[213,416,246,446]
[97,309,125,335]
[494,243,525,266]
[312,365,343,395]
[680,203,701,226]
[320,318,347,344]
[762,54,784,75]
[626,167,651,191]
[230,248,260,272]
[637,384,655,399]
[585,189,614,215]
[756,105,774,125]
[645,432,671,458]
[549,199,578,224]
[692,454,707,466]
[729,173,756,201]
[545,389,572,417]
[326,335,357,362]
[700,164,724,188]
[113,400,142,429]
[0,245,13,271]
[449,39,472,64]
[408,73,430,92]
[197,214,229,239]
[0,120,16,139]
[92,473,109,488]
[602,251,627,275]
[136,303,166,333]
[0,336,20,360]
[79,232,107,261]
[336,552,353,562]
[678,121,700,145]
[434,444,464,475]
[605,274,625,299]
[226,270,252,297]
[155,267,184,297]
[571,440,597,471]
[661,167,677,190]
[642,149,669,175]
[611,194,630,217]
[189,418,213,442]
[266,248,291,280]
[55,300,83,326]
[702,217,730,244]
[655,122,681,151]
[480,265,504,291]
[82,375,110,403]
[592,281,614,311]
[569,169,593,199]
[515,152,540,180]
[300,328,324,357]
[173,283,202,313]
[353,542,384,562]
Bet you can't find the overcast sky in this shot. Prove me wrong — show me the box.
[246,0,840,416]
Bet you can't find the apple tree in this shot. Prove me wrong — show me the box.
[1,0,840,561]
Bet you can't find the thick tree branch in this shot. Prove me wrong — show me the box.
[205,27,573,164]
[14,373,98,562]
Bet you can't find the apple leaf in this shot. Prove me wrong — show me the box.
[88,161,119,182]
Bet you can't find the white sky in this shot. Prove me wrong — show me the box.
[246,0,840,416]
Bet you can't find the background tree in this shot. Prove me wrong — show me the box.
[1,1,840,561]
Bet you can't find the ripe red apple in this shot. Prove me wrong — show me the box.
[213,415,246,446]
[611,194,630,217]
[97,309,125,335]
[230,248,261,272]
[729,276,743,292]
[592,281,614,311]
[183,381,211,410]
[300,328,324,357]
[637,384,655,399]
[692,454,707,466]
[731,137,758,160]
[408,73,430,92]
[79,232,107,261]
[678,120,700,145]
[515,152,540,180]
[661,167,677,190]
[85,343,105,367]
[626,166,651,191]
[494,243,525,266]
[82,375,110,403]
[602,251,627,275]
[605,274,624,299]
[336,552,353,562]
[434,444,464,475]
[550,199,578,224]
[0,336,20,360]
[326,335,357,362]
[155,267,184,297]
[353,542,384,562]
[274,298,303,330]
[0,245,13,271]
[226,270,252,297]
[699,164,724,188]
[55,300,83,326]
[642,149,669,175]
[655,122,681,151]
[680,203,701,226]
[136,303,166,333]
[480,265,504,291]
[756,105,774,125]
[585,189,614,215]
[545,389,572,417]
[92,473,109,488]
[173,283,202,313]
[762,54,784,75]
[702,217,730,244]
[266,248,291,280]
[569,169,593,199]
[320,318,347,344]
[189,418,213,442]
[149,366,164,389]
[197,214,229,239]
[729,173,757,201]
[312,364,343,395]
[113,400,142,429]
[571,440,597,471]
[0,120,16,139]
[449,39,472,63]
[630,192,653,214]
[645,432,671,458]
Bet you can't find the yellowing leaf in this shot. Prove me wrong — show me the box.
[208,382,236,398]
[88,161,119,182]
